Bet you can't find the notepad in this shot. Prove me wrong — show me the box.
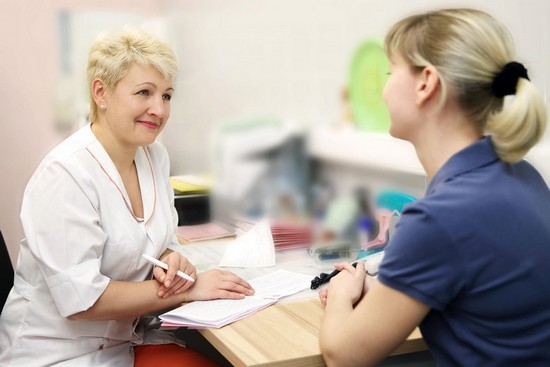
[177,223,235,242]
[159,269,312,329]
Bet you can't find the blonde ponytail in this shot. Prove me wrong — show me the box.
[487,78,547,163]
[384,8,548,163]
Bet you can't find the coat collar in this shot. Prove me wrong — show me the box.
[84,124,156,224]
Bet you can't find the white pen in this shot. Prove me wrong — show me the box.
[142,254,195,282]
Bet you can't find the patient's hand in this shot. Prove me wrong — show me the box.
[319,262,370,308]
[319,288,329,308]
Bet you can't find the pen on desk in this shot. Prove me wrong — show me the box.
[142,254,195,282]
[310,262,358,290]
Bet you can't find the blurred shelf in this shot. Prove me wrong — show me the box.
[307,126,425,176]
[308,126,550,183]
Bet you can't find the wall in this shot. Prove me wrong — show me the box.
[0,0,159,265]
[1,0,549,265]
[160,0,550,178]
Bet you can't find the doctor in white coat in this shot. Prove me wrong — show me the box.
[0,27,254,366]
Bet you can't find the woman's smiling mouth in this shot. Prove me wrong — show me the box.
[138,120,160,129]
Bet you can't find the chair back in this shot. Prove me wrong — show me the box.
[0,230,14,312]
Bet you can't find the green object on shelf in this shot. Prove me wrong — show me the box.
[348,39,390,133]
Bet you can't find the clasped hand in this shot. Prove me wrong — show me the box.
[153,251,197,298]
[319,261,368,307]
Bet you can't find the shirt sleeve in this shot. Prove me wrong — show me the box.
[377,201,467,311]
[21,159,110,317]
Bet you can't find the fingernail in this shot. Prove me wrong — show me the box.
[158,291,164,297]
[165,280,171,287]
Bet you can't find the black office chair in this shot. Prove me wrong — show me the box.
[0,230,14,312]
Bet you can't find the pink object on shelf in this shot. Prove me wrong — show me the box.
[362,208,399,250]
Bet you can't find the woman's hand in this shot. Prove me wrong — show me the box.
[319,261,367,308]
[183,269,255,302]
[154,252,197,298]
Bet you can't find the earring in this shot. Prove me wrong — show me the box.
[100,104,106,110]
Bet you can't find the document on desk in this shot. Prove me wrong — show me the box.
[159,269,312,329]
[218,218,275,267]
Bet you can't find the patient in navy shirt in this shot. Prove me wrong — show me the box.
[319,8,550,367]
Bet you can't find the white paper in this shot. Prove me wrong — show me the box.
[159,269,312,328]
[250,269,313,299]
[219,218,276,267]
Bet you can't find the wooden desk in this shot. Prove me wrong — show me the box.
[198,298,427,367]
[176,239,427,366]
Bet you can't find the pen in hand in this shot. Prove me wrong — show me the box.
[310,262,358,290]
[142,254,195,282]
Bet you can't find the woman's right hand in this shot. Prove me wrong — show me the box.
[154,251,197,298]
[319,261,368,308]
[182,269,255,302]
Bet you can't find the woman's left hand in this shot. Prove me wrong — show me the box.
[182,269,255,302]
[154,252,197,298]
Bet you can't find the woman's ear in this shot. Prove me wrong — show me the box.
[91,79,107,107]
[416,65,440,107]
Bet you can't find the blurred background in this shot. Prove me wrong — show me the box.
[1,0,549,264]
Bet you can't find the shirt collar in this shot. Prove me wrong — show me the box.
[84,124,156,224]
[427,136,500,195]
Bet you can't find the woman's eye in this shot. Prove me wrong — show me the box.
[162,94,172,101]
[137,90,150,96]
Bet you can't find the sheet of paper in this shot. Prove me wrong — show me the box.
[178,242,225,267]
[251,269,313,299]
[219,218,275,267]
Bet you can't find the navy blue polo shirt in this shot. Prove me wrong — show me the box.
[378,137,550,366]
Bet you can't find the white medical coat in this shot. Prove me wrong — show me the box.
[0,124,182,366]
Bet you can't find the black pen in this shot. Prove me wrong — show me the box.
[310,262,358,290]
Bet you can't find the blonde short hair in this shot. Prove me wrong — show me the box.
[385,8,547,162]
[87,26,178,123]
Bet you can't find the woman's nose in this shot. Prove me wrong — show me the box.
[149,96,168,118]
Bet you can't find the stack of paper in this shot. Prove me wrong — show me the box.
[270,220,313,251]
[159,269,312,329]
[232,217,313,252]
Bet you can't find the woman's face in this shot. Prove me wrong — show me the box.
[382,54,420,141]
[102,63,173,149]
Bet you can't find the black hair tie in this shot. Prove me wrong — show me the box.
[491,61,529,98]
